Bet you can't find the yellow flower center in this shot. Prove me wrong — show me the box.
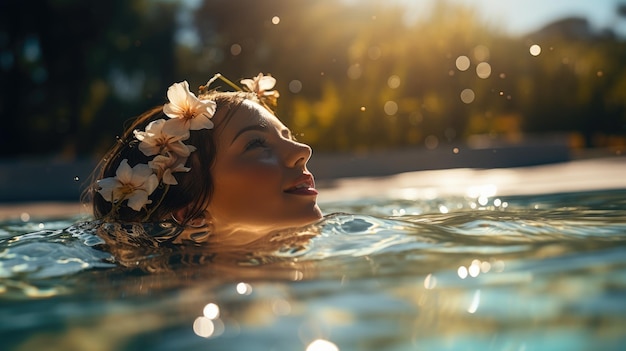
[183,109,196,121]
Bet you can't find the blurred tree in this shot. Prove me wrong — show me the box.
[1,0,624,158]
[0,0,179,157]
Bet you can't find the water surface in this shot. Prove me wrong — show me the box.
[1,187,626,351]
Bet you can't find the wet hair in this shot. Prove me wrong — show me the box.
[85,90,260,225]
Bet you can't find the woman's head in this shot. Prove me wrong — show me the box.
[89,74,322,244]
[206,99,322,243]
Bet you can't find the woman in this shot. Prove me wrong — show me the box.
[88,73,323,253]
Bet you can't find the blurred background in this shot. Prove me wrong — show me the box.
[1,0,626,201]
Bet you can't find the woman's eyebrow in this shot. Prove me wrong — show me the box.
[231,124,268,145]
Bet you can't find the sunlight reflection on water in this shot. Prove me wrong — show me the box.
[2,161,626,350]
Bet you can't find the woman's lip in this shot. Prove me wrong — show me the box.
[284,187,318,196]
[284,174,317,195]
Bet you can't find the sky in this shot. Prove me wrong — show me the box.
[173,0,626,47]
[407,0,626,36]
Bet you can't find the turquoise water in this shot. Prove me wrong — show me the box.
[1,189,626,350]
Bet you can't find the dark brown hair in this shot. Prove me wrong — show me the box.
[85,90,260,225]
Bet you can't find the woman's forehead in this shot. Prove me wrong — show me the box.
[222,100,285,133]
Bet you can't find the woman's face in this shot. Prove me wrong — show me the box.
[206,100,322,243]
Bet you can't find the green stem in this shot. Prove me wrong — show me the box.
[216,74,242,92]
[144,184,170,221]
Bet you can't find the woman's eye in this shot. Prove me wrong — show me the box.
[245,138,267,150]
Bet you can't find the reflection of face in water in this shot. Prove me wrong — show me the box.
[206,100,323,246]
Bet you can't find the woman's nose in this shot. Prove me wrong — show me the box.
[286,140,312,168]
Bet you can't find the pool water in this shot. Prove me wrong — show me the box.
[2,178,626,350]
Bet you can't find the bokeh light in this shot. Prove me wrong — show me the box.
[384,100,398,115]
[460,88,475,104]
[306,339,339,351]
[529,44,541,56]
[455,55,471,71]
[387,75,401,89]
[476,62,491,79]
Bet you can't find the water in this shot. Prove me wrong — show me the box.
[1,186,626,350]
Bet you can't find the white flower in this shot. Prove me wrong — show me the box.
[162,81,216,136]
[97,159,159,211]
[148,154,190,185]
[241,73,279,99]
[133,119,196,157]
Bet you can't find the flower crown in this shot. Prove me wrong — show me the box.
[96,73,279,214]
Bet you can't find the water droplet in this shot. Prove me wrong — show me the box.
[360,106,366,112]
[271,16,280,25]
[74,176,80,181]
[529,44,541,56]
[453,147,460,154]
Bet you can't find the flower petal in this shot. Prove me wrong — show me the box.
[143,173,160,195]
[115,159,133,184]
[138,143,161,157]
[162,169,178,185]
[240,78,255,92]
[131,163,155,182]
[189,115,214,130]
[168,140,193,157]
[163,102,185,119]
[146,118,165,133]
[166,82,191,109]
[96,177,121,202]
[162,118,191,139]
[258,75,276,91]
[126,190,151,211]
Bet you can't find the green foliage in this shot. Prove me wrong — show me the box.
[1,0,625,157]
